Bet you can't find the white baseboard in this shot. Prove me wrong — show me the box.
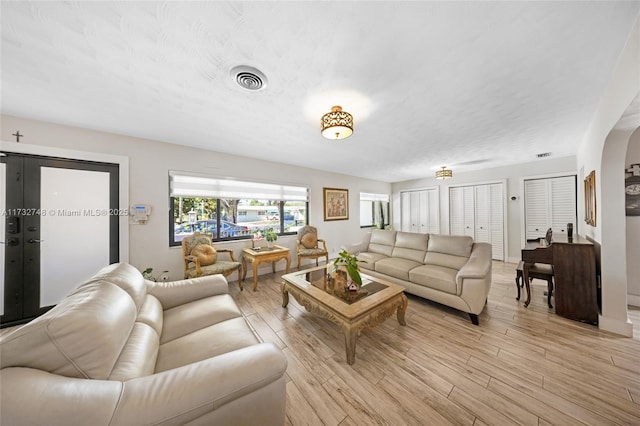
[598,314,634,337]
[628,293,640,308]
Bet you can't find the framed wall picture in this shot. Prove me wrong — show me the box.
[584,170,596,226]
[323,187,349,221]
[625,163,640,216]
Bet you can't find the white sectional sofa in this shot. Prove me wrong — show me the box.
[347,229,492,325]
[0,263,287,425]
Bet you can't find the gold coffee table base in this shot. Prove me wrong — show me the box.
[281,266,408,365]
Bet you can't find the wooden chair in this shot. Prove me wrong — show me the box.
[181,232,243,289]
[516,260,554,308]
[296,225,329,269]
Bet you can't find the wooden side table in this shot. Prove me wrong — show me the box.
[242,245,291,291]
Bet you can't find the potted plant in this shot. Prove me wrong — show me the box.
[332,249,366,290]
[254,228,277,248]
[141,267,169,282]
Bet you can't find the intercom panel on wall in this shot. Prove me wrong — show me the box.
[130,204,151,224]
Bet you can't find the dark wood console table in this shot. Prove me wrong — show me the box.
[521,235,598,325]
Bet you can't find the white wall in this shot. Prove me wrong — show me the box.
[627,129,640,306]
[392,156,577,263]
[0,114,390,281]
[576,14,639,336]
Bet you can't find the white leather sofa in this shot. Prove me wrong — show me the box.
[347,230,492,325]
[0,263,287,426]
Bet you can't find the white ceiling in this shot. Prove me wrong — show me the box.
[1,1,639,182]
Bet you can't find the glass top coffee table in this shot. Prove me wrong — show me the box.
[281,265,408,365]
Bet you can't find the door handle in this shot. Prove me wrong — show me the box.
[28,239,44,243]
[0,237,19,246]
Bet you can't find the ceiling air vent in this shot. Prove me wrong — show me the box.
[230,65,267,91]
[537,152,551,158]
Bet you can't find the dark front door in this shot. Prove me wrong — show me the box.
[1,153,119,327]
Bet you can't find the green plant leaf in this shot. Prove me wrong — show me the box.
[347,264,362,285]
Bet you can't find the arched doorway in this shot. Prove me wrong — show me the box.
[599,94,639,337]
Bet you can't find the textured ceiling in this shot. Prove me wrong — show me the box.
[1,1,639,182]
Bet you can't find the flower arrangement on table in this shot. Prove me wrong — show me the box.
[253,228,278,248]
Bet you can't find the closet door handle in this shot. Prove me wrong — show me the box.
[28,239,43,243]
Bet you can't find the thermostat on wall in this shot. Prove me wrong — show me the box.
[130,204,151,225]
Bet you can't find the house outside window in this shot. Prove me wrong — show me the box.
[169,172,309,246]
[360,192,390,228]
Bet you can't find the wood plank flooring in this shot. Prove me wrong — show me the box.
[230,261,640,426]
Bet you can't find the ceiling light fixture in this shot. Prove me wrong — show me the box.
[321,106,353,140]
[435,166,453,180]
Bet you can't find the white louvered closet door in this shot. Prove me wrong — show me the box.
[401,189,439,234]
[418,190,429,233]
[463,186,475,237]
[474,185,490,243]
[449,183,504,260]
[400,192,411,232]
[449,187,464,235]
[551,176,577,234]
[524,176,577,240]
[427,190,439,233]
[490,183,504,260]
[409,191,421,232]
[524,179,550,239]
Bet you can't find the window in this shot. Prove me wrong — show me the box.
[360,192,390,228]
[169,172,309,246]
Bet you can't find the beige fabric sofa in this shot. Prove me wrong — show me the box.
[0,263,287,426]
[348,230,492,325]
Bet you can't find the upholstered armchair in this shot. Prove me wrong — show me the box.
[182,232,242,289]
[296,225,329,269]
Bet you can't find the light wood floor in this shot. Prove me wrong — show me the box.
[229,261,640,426]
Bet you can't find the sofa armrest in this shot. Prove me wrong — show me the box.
[338,231,371,255]
[0,343,287,426]
[113,343,287,425]
[457,242,492,281]
[0,367,123,426]
[146,274,229,310]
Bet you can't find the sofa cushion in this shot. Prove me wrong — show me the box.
[79,262,148,312]
[301,232,318,249]
[409,265,459,295]
[427,234,474,257]
[185,261,240,279]
[298,247,325,256]
[357,252,387,270]
[392,232,429,262]
[424,234,474,270]
[368,229,396,256]
[191,244,217,266]
[156,317,259,373]
[136,295,163,336]
[375,257,422,281]
[0,281,136,380]
[108,322,159,381]
[160,294,243,344]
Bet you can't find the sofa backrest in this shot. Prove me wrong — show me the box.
[391,232,429,262]
[0,263,156,381]
[424,234,474,270]
[367,229,397,256]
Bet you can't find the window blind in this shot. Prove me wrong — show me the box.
[360,192,390,202]
[169,172,309,201]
